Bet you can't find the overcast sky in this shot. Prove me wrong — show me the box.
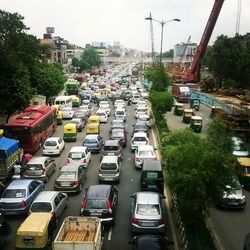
[1,0,249,52]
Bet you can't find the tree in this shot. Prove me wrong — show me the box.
[30,61,65,100]
[144,65,171,91]
[161,129,235,223]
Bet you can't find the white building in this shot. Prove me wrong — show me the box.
[174,42,197,63]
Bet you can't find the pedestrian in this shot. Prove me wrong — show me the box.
[13,161,23,177]
[23,153,32,166]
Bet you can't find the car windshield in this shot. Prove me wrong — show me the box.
[135,124,146,130]
[139,150,154,156]
[3,189,26,198]
[101,163,117,170]
[26,164,43,170]
[137,204,160,215]
[134,137,147,141]
[116,111,124,115]
[30,202,52,212]
[84,139,97,143]
[45,141,57,146]
[86,199,107,209]
[104,146,119,151]
[112,120,123,125]
[60,171,77,179]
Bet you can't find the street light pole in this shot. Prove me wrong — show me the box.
[160,21,164,66]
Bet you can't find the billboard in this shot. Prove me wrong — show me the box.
[46,27,55,34]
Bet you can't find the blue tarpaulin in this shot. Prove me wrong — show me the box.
[0,137,19,158]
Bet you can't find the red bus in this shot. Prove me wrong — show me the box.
[4,105,57,153]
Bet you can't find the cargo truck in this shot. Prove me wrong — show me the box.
[53,216,103,250]
[0,137,23,181]
[172,83,198,103]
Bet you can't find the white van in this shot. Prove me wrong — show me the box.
[54,96,72,108]
[67,146,91,168]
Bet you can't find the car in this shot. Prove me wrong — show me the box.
[67,146,91,168]
[24,157,56,182]
[231,136,249,157]
[82,99,91,106]
[140,91,149,99]
[131,132,149,152]
[136,100,147,109]
[62,107,75,119]
[29,191,68,227]
[70,118,86,132]
[114,99,126,109]
[99,156,121,183]
[133,122,149,136]
[96,110,108,123]
[130,192,165,235]
[110,129,127,147]
[82,134,104,153]
[54,163,87,193]
[217,176,246,209]
[0,179,44,215]
[99,104,111,116]
[129,235,173,250]
[109,123,127,135]
[115,108,126,122]
[102,140,122,159]
[135,107,148,119]
[80,184,118,226]
[43,137,65,156]
[78,105,91,117]
[131,94,141,104]
[74,110,88,120]
[137,114,151,128]
[112,119,125,126]
[134,145,157,169]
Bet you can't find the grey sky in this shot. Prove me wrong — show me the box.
[1,0,249,52]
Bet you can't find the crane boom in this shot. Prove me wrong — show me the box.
[185,0,225,82]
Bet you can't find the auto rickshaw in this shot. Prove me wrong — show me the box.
[63,123,77,142]
[182,109,195,124]
[16,212,54,250]
[52,105,63,125]
[86,123,100,134]
[87,115,100,125]
[174,103,184,116]
[190,116,202,133]
[71,95,80,107]
[190,98,200,111]
[236,157,250,189]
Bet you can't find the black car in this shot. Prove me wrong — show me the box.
[129,235,173,250]
[80,185,118,226]
[133,122,149,136]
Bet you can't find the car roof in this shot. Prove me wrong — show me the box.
[105,140,119,146]
[133,132,147,137]
[143,159,162,171]
[33,191,58,202]
[7,179,37,189]
[27,156,49,164]
[101,156,118,163]
[46,137,60,141]
[69,146,87,152]
[138,145,154,151]
[87,185,111,199]
[61,164,83,171]
[136,192,160,204]
[85,134,99,139]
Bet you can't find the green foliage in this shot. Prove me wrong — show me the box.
[144,65,171,91]
[162,129,235,222]
[162,49,174,58]
[30,61,65,100]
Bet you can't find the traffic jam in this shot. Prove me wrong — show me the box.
[0,64,172,250]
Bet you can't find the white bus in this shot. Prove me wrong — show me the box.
[54,96,72,108]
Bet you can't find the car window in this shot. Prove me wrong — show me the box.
[134,137,147,141]
[86,199,107,209]
[137,204,160,215]
[57,193,66,201]
[2,189,26,198]
[84,139,97,143]
[101,163,117,170]
[68,152,83,160]
[26,164,43,170]
[45,141,57,146]
[54,196,60,206]
[31,181,39,190]
[104,146,118,151]
[30,202,52,212]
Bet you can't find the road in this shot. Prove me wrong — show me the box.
[166,103,250,250]
[4,100,174,250]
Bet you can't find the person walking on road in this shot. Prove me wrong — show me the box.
[22,153,32,166]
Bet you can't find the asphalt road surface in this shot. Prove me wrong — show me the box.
[3,100,174,250]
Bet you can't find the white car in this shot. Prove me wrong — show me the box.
[67,146,91,168]
[43,137,65,156]
[62,107,75,119]
[232,136,249,157]
[96,110,108,123]
[115,108,126,122]
[99,104,111,116]
[131,95,141,104]
[135,107,148,119]
[114,99,126,109]
[131,132,149,151]
[136,100,147,109]
[134,145,157,168]
[137,114,151,128]
[99,101,109,107]
[141,91,149,99]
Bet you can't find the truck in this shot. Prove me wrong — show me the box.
[172,83,198,102]
[53,217,103,250]
[0,137,23,181]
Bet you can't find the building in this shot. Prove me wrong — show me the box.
[173,42,197,63]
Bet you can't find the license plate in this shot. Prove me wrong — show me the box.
[141,222,155,227]
[148,185,157,188]
[105,177,113,181]
[91,212,101,216]
[229,202,238,205]
[61,182,70,186]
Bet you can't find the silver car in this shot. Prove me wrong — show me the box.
[130,192,165,235]
[29,191,68,227]
[24,157,56,182]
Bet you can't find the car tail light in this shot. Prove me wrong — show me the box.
[107,199,112,213]
[159,219,165,225]
[131,217,138,224]
[82,158,87,164]
[51,211,56,217]
[81,198,87,208]
[20,200,26,208]
[67,159,70,164]
[72,180,80,186]
[135,157,141,162]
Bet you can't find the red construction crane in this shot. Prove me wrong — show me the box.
[174,0,225,82]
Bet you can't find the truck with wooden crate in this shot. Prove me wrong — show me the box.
[53,216,103,250]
